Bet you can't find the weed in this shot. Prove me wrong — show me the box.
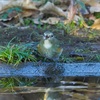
[0,78,17,89]
[0,40,36,66]
[86,20,94,26]
[56,22,76,34]
[0,77,37,89]
[74,48,84,53]
[96,54,100,62]
[77,17,85,28]
[24,18,34,26]
[60,56,74,63]
[94,12,100,19]
[94,54,100,62]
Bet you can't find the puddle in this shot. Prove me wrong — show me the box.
[0,77,100,100]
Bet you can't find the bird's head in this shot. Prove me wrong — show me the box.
[43,31,54,40]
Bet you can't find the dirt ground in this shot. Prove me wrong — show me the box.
[0,25,100,63]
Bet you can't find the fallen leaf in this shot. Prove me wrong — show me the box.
[41,17,60,24]
[39,1,67,18]
[0,0,38,12]
[0,0,39,21]
[90,18,100,29]
[65,0,77,23]
[64,11,82,24]
[90,6,100,13]
[0,7,22,21]
[81,0,100,7]
[21,9,39,18]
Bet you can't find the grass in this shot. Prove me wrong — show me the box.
[94,12,100,19]
[59,55,74,63]
[0,40,36,66]
[95,54,100,61]
[0,77,37,90]
[56,22,77,34]
[90,54,100,62]
[24,18,34,26]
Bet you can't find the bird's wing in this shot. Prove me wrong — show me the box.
[51,38,60,46]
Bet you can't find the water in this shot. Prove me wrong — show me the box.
[0,77,100,100]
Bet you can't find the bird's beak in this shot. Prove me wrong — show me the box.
[43,35,49,39]
[45,35,49,39]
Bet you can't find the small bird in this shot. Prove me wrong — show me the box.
[37,31,63,62]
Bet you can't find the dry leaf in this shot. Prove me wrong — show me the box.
[0,7,22,21]
[39,1,67,18]
[90,18,100,29]
[90,6,100,13]
[21,9,39,18]
[0,0,39,22]
[41,17,60,24]
[81,0,100,7]
[67,0,77,22]
[64,11,81,24]
[33,18,41,24]
[0,0,38,12]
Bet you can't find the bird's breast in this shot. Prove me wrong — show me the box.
[43,40,52,49]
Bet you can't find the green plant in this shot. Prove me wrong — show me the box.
[0,78,19,89]
[77,17,85,28]
[0,7,22,20]
[0,39,36,66]
[24,18,34,26]
[56,22,76,34]
[94,12,100,19]
[60,56,74,63]
[0,77,37,89]
[86,20,94,26]
[95,54,100,61]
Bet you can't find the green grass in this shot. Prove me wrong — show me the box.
[24,18,34,26]
[90,54,100,62]
[0,77,37,89]
[56,22,77,34]
[0,41,36,66]
[86,20,94,26]
[59,55,74,63]
[94,12,100,19]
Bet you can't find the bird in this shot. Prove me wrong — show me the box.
[37,31,63,83]
[37,31,63,62]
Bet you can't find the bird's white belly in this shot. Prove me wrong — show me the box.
[43,40,52,49]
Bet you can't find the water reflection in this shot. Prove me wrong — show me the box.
[0,77,100,100]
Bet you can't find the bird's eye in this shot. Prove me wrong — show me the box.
[51,35,53,37]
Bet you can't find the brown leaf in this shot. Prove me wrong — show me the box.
[0,0,39,22]
[90,18,100,29]
[39,1,67,18]
[0,0,38,12]
[41,17,60,24]
[21,9,39,18]
[0,7,22,21]
[81,0,100,7]
[67,0,77,22]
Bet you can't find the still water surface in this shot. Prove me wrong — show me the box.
[0,77,100,100]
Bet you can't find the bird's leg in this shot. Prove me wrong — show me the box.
[53,60,61,83]
[53,59,64,83]
[37,60,42,66]
[53,57,59,67]
[54,61,57,67]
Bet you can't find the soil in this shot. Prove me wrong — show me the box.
[0,25,100,63]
